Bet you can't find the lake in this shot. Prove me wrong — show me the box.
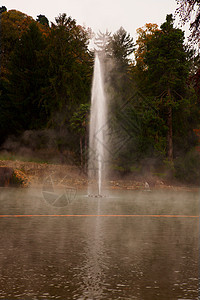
[0,188,199,299]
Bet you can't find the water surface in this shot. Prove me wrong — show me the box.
[0,188,199,299]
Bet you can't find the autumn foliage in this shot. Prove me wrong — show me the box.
[135,23,160,70]
[0,7,200,183]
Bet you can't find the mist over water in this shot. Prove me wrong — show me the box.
[0,188,199,299]
[88,52,109,196]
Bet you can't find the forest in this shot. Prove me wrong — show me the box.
[0,1,200,184]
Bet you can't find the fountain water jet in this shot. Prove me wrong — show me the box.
[88,52,108,197]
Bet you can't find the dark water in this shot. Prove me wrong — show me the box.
[0,188,199,300]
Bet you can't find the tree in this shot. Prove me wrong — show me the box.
[176,0,200,105]
[94,30,111,51]
[108,27,135,64]
[0,79,18,145]
[8,22,47,131]
[70,103,90,169]
[137,15,193,161]
[0,10,49,81]
[135,23,159,70]
[0,6,7,14]
[0,10,34,79]
[130,15,200,177]
[105,27,135,106]
[176,0,200,45]
[41,14,92,128]
[36,14,49,27]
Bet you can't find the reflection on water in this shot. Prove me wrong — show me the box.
[0,188,199,299]
[77,200,109,299]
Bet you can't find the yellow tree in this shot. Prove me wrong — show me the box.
[0,10,49,79]
[135,23,160,70]
[0,10,33,77]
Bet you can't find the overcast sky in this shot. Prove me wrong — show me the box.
[3,0,187,39]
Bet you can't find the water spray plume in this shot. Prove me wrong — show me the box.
[88,52,108,197]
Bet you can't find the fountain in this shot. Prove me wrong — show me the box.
[88,52,108,197]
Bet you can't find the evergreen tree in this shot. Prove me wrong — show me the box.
[41,14,92,128]
[108,27,135,65]
[36,14,49,27]
[8,22,47,131]
[106,27,135,106]
[138,14,197,161]
[0,6,7,14]
[94,30,111,52]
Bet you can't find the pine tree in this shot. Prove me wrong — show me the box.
[8,22,47,130]
[142,14,194,160]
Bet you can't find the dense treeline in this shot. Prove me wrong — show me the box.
[0,7,200,183]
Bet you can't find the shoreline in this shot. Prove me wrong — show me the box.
[0,159,198,192]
